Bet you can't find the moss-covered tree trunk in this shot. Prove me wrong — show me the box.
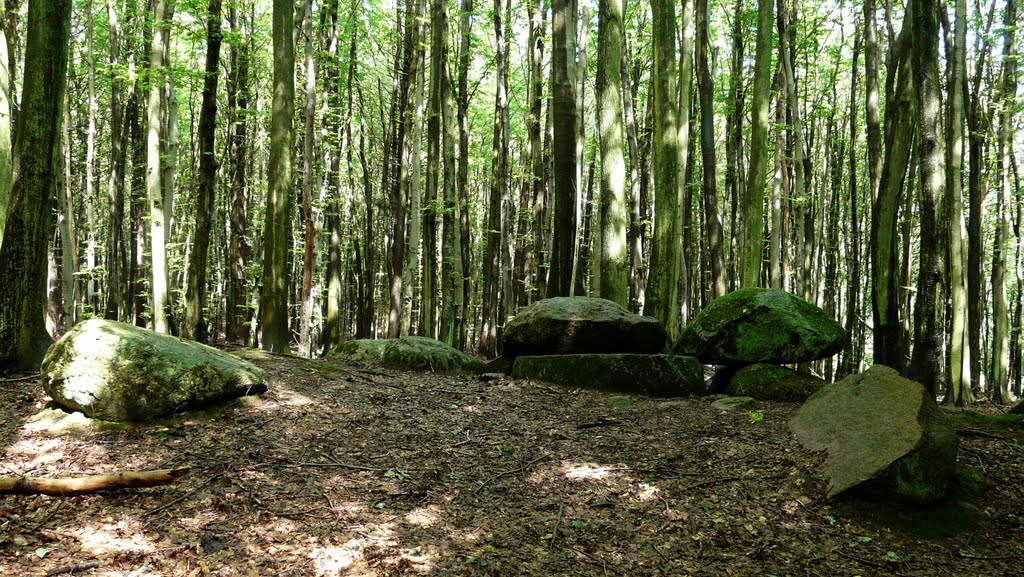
[0,0,72,370]
[740,0,773,288]
[261,0,294,353]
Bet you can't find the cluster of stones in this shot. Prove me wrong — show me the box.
[505,289,957,505]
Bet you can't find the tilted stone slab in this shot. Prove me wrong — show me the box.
[512,354,704,396]
[503,297,668,357]
[331,336,486,374]
[42,319,266,422]
[790,365,958,504]
[722,363,826,402]
[674,288,847,364]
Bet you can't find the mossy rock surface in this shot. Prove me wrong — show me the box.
[41,319,267,422]
[331,336,486,374]
[503,297,668,357]
[511,354,704,396]
[674,288,846,364]
[790,365,958,505]
[723,363,826,402]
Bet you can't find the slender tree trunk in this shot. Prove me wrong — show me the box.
[872,23,913,371]
[481,0,505,354]
[549,0,578,297]
[726,0,745,288]
[0,1,13,246]
[596,0,628,306]
[741,0,773,287]
[777,0,809,301]
[261,0,294,353]
[907,0,945,397]
[644,0,680,324]
[991,0,1016,403]
[439,10,463,346]
[402,4,426,337]
[183,0,222,344]
[0,0,72,370]
[146,0,173,334]
[839,35,862,378]
[946,0,971,404]
[296,0,317,355]
[697,0,725,300]
[226,5,251,345]
[60,98,79,327]
[104,0,127,321]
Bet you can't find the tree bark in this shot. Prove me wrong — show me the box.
[0,467,189,496]
[183,0,222,344]
[481,0,505,354]
[261,0,294,353]
[741,0,773,288]
[697,0,726,301]
[0,0,72,370]
[549,0,578,297]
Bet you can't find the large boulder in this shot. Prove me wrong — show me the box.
[503,297,667,357]
[330,336,486,374]
[790,365,958,504]
[721,363,826,402]
[674,288,846,364]
[511,354,704,396]
[41,319,266,422]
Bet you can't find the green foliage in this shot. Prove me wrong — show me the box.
[747,410,764,423]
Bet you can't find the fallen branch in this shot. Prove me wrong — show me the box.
[0,373,40,383]
[45,561,105,576]
[0,467,190,496]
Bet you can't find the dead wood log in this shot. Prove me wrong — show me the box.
[0,467,191,496]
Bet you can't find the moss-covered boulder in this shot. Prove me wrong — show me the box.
[790,365,958,505]
[674,288,846,364]
[503,297,667,357]
[722,363,826,402]
[330,336,486,374]
[41,319,266,422]
[511,354,704,396]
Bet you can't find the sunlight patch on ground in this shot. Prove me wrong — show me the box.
[403,504,441,527]
[21,407,102,436]
[263,387,315,407]
[73,517,155,555]
[564,462,618,480]
[1,437,70,473]
[309,539,363,575]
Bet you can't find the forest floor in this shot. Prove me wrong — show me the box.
[0,350,1022,577]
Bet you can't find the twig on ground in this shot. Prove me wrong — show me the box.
[473,453,548,495]
[834,548,885,568]
[650,543,669,563]
[45,561,105,576]
[0,373,40,383]
[549,502,564,550]
[957,550,1020,560]
[146,472,222,516]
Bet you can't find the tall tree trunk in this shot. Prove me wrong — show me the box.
[596,0,627,306]
[226,4,251,345]
[60,97,79,327]
[297,0,316,355]
[741,0,773,287]
[261,0,294,353]
[549,0,578,297]
[481,0,505,354]
[146,0,173,334]
[777,0,809,301]
[104,0,127,321]
[907,0,945,397]
[389,0,419,339]
[402,4,426,337]
[183,0,222,344]
[839,34,862,378]
[991,0,1016,403]
[0,0,72,370]
[439,11,463,346]
[0,1,13,246]
[871,23,913,371]
[644,0,680,325]
[697,0,726,300]
[726,0,745,289]
[946,0,971,404]
[530,2,547,301]
[421,0,446,337]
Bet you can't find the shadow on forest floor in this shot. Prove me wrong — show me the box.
[0,350,1021,576]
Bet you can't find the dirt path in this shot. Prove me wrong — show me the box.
[0,351,1021,576]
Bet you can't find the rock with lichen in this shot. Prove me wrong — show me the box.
[674,288,846,364]
[41,319,266,422]
[331,336,486,374]
[503,297,667,357]
[790,365,958,504]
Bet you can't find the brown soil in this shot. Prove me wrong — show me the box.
[0,350,1021,576]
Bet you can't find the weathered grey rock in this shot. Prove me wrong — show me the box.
[722,363,826,402]
[503,297,667,357]
[710,396,760,411]
[330,336,486,374]
[511,354,704,396]
[41,319,266,422]
[790,365,958,504]
[674,288,846,364]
